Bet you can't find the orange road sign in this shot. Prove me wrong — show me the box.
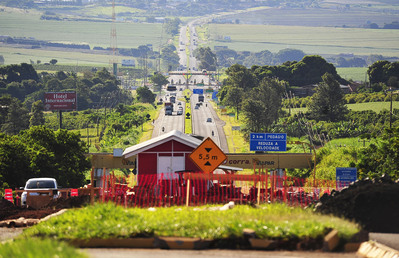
[189,137,227,173]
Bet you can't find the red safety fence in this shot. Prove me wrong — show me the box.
[98,173,343,208]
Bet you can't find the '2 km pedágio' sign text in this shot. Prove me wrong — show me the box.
[250,133,287,152]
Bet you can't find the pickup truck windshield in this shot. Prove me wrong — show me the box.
[26,180,55,189]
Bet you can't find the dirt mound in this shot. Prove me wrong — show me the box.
[0,197,58,221]
[45,195,90,209]
[314,174,399,233]
[0,195,90,221]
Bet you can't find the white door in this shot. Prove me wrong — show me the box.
[157,156,185,180]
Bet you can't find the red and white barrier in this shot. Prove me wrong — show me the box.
[4,189,13,203]
[71,189,78,197]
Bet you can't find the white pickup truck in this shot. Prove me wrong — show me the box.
[20,178,60,207]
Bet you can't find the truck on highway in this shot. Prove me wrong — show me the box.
[165,102,173,115]
[198,95,204,102]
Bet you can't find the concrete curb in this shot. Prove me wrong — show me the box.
[357,241,399,258]
[69,238,155,248]
[40,209,68,222]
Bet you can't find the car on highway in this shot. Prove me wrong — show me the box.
[206,118,212,123]
[20,178,60,207]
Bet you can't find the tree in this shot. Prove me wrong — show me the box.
[161,45,180,70]
[242,99,264,133]
[196,47,217,71]
[21,126,90,187]
[56,71,68,80]
[150,73,169,92]
[0,63,39,83]
[1,99,29,135]
[50,59,58,65]
[165,17,181,35]
[30,100,45,127]
[222,87,244,119]
[290,55,341,86]
[308,73,349,122]
[0,126,90,188]
[242,77,285,133]
[136,86,156,103]
[275,48,305,63]
[45,78,63,91]
[223,64,256,92]
[367,60,390,84]
[356,128,399,180]
[0,133,31,189]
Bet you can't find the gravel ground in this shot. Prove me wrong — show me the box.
[0,227,24,242]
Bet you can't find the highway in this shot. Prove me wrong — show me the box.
[157,89,185,135]
[153,21,227,152]
[191,93,221,147]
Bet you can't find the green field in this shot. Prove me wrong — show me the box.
[0,46,130,66]
[226,5,399,28]
[0,9,164,49]
[347,101,399,112]
[208,24,399,57]
[289,101,399,114]
[336,67,368,82]
[2,4,399,66]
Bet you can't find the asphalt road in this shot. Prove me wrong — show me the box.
[82,248,357,258]
[369,232,399,250]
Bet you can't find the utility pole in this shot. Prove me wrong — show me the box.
[390,87,393,130]
[110,0,118,76]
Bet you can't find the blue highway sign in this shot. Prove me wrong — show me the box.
[336,167,357,189]
[193,89,204,94]
[250,133,287,151]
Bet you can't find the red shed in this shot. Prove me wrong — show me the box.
[122,130,202,181]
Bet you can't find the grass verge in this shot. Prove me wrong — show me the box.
[0,238,87,258]
[21,203,360,242]
[139,104,163,143]
[211,101,248,153]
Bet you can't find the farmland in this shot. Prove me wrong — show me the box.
[336,67,368,82]
[222,5,399,28]
[1,3,399,67]
[0,9,165,49]
[207,24,399,57]
[288,101,399,115]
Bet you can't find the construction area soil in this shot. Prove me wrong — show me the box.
[0,195,90,221]
[314,175,399,233]
[1,176,398,235]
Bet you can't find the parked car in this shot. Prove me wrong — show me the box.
[207,118,212,122]
[177,109,183,115]
[20,178,60,207]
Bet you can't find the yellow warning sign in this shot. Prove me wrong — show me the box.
[189,137,227,173]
